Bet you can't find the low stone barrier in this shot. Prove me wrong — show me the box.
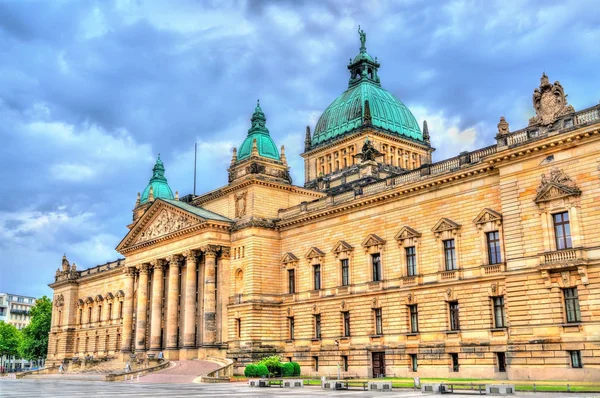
[421,383,443,393]
[105,360,170,381]
[248,378,303,388]
[368,381,393,391]
[486,384,515,395]
[15,366,59,379]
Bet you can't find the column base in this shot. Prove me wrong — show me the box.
[165,349,180,360]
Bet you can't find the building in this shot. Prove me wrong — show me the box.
[47,30,600,381]
[1,292,38,371]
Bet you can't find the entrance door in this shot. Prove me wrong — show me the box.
[372,352,385,377]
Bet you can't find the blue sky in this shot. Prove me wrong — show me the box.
[1,0,599,298]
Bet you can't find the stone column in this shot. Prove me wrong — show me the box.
[149,260,165,351]
[135,264,150,352]
[202,246,218,345]
[121,267,136,353]
[217,247,231,343]
[182,250,197,348]
[165,255,181,350]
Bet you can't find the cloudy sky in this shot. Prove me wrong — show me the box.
[1,0,599,298]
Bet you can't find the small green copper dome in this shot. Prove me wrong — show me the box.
[237,100,280,161]
[140,155,174,204]
[311,27,422,146]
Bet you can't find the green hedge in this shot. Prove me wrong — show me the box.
[281,362,294,377]
[244,364,257,377]
[255,364,268,377]
[245,357,301,378]
[292,361,301,376]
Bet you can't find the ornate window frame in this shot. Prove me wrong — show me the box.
[306,247,325,293]
[332,241,354,289]
[432,218,461,278]
[395,226,422,281]
[473,208,505,272]
[362,234,386,284]
[281,252,299,295]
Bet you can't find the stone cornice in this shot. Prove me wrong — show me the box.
[49,266,124,288]
[277,164,494,230]
[302,126,432,157]
[191,177,324,206]
[488,126,600,167]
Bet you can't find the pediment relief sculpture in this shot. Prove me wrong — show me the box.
[394,226,421,241]
[305,247,325,260]
[332,240,354,254]
[361,233,386,248]
[136,208,196,244]
[281,252,299,265]
[473,208,503,228]
[529,73,575,126]
[432,218,461,238]
[534,167,581,204]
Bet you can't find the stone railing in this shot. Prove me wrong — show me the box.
[198,357,235,383]
[540,248,586,265]
[481,263,505,275]
[439,270,458,281]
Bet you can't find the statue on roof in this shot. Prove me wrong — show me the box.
[358,25,366,49]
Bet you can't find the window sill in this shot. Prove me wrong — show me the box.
[311,338,321,342]
[406,332,419,337]
[490,327,508,332]
[369,334,384,338]
[445,330,460,334]
[285,339,294,343]
[561,323,582,331]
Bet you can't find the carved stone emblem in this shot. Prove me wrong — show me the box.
[136,209,195,243]
[490,284,497,294]
[235,192,247,218]
[407,293,413,303]
[529,73,575,126]
[54,294,64,308]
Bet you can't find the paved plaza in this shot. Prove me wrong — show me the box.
[1,380,600,398]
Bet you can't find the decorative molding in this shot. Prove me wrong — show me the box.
[361,233,386,249]
[94,294,104,302]
[534,167,581,204]
[305,246,326,260]
[312,304,320,315]
[405,292,416,305]
[54,294,64,308]
[371,296,381,309]
[331,240,354,257]
[234,191,247,218]
[105,292,115,301]
[340,300,348,311]
[488,283,504,297]
[281,252,299,265]
[115,290,125,299]
[529,73,575,126]
[394,226,421,241]
[231,217,276,232]
[541,270,551,289]
[85,296,94,305]
[578,265,589,285]
[444,288,457,302]
[432,218,461,239]
[473,208,503,228]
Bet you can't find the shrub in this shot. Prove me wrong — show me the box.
[255,364,269,377]
[291,361,301,376]
[244,364,257,377]
[281,362,294,377]
[258,355,283,377]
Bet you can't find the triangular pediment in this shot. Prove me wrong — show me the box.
[332,240,354,254]
[432,218,460,233]
[305,247,325,259]
[281,252,299,264]
[361,233,386,248]
[473,208,503,225]
[394,226,421,241]
[116,199,228,253]
[534,183,581,203]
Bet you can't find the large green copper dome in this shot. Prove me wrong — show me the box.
[311,27,422,146]
[237,100,280,161]
[140,155,174,204]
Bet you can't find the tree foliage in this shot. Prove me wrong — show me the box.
[19,296,52,361]
[0,321,22,359]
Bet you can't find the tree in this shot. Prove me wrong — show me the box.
[0,322,22,372]
[19,296,52,363]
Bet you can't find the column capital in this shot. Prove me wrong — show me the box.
[202,245,220,257]
[123,266,136,278]
[220,247,231,259]
[165,254,181,266]
[181,249,197,259]
[137,263,150,274]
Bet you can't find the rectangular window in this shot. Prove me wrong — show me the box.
[372,253,382,281]
[119,302,123,319]
[88,307,92,324]
[97,305,102,322]
[341,259,349,286]
[569,351,582,368]
[313,265,321,290]
[497,352,506,372]
[108,303,113,320]
[235,318,241,338]
[313,356,319,371]
[79,309,83,325]
[449,302,460,331]
[553,212,572,250]
[409,305,419,333]
[564,288,581,323]
[374,308,383,335]
[288,269,295,294]
[288,317,295,340]
[451,353,459,372]
[342,355,349,372]
[493,297,506,328]
[410,354,418,372]
[444,239,457,270]
[486,231,502,264]
[314,314,321,339]
[343,311,351,337]
[406,247,417,276]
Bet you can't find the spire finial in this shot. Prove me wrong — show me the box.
[304,126,312,152]
[423,120,430,144]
